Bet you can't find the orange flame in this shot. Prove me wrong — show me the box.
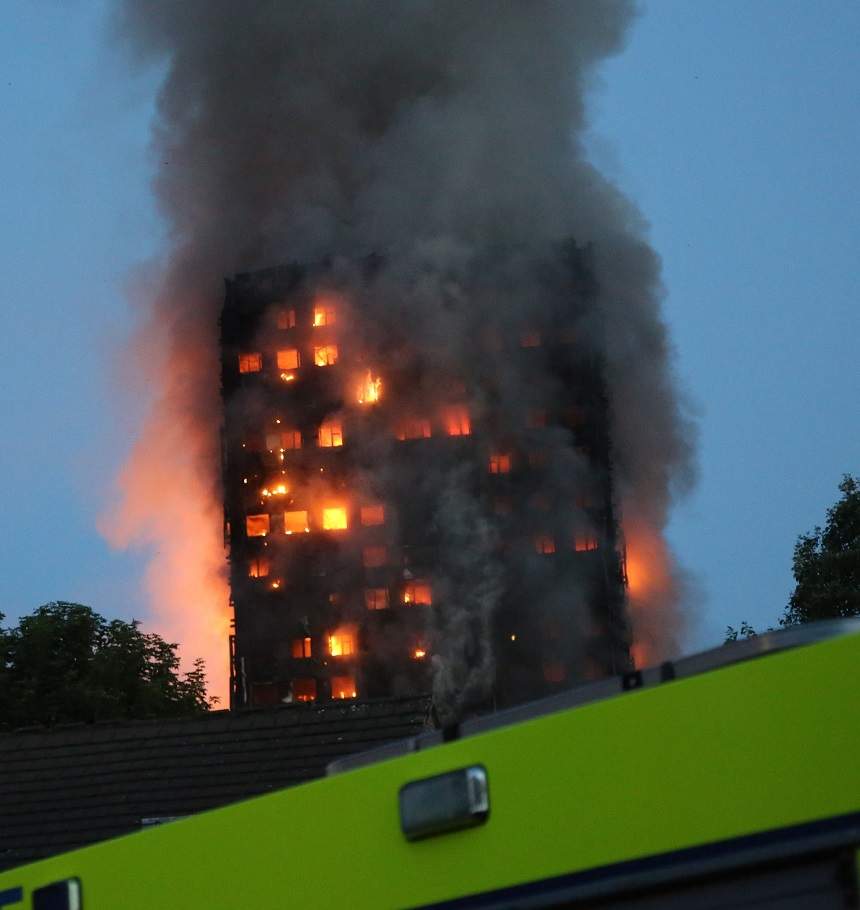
[99,318,230,704]
[622,510,680,670]
[322,504,348,531]
[328,624,357,657]
[357,369,382,405]
[261,481,289,498]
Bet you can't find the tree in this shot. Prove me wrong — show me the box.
[725,475,860,641]
[724,620,759,643]
[782,474,860,625]
[0,602,212,729]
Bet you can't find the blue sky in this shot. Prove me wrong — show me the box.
[0,1,857,655]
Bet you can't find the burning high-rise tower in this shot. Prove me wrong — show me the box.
[222,245,631,714]
[108,3,695,711]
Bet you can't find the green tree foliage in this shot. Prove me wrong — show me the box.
[782,475,860,625]
[724,620,760,642]
[0,602,212,729]
[725,475,859,642]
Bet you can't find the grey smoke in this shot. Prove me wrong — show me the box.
[113,0,695,714]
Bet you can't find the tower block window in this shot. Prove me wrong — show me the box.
[403,582,432,606]
[573,533,599,552]
[284,510,309,534]
[248,556,270,578]
[363,546,387,568]
[246,514,270,538]
[292,678,317,702]
[291,637,312,658]
[527,410,547,429]
[489,453,512,474]
[396,419,431,441]
[534,534,556,555]
[329,631,356,657]
[322,507,348,531]
[314,344,339,366]
[444,407,472,437]
[238,352,262,373]
[277,308,296,329]
[365,588,389,610]
[331,675,357,699]
[277,349,300,370]
[281,429,302,450]
[520,330,542,348]
[313,305,336,327]
[360,504,385,526]
[318,420,343,448]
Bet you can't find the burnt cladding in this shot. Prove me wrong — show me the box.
[221,246,631,715]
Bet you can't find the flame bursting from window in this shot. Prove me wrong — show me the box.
[322,505,348,531]
[357,370,382,405]
[328,627,357,657]
[623,511,680,670]
[261,481,289,498]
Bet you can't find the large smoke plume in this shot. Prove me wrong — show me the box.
[104,1,695,707]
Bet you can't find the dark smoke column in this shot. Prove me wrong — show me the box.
[110,1,695,715]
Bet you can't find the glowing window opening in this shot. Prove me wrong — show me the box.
[280,430,302,450]
[313,344,339,367]
[331,675,357,699]
[248,556,270,578]
[328,632,356,657]
[360,504,385,526]
[277,349,300,370]
[403,582,432,606]
[246,514,270,538]
[534,534,556,555]
[318,420,343,448]
[444,408,472,437]
[291,637,312,659]
[284,510,309,534]
[357,371,382,405]
[489,453,512,474]
[238,352,262,374]
[573,533,599,552]
[322,507,348,531]
[313,306,336,327]
[396,419,432,441]
[364,588,389,610]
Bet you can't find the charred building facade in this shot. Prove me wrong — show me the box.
[223,248,631,713]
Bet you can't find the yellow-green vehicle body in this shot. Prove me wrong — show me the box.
[2,621,859,908]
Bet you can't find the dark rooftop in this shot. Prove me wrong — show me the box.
[0,695,431,872]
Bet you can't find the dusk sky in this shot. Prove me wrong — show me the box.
[0,1,857,669]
